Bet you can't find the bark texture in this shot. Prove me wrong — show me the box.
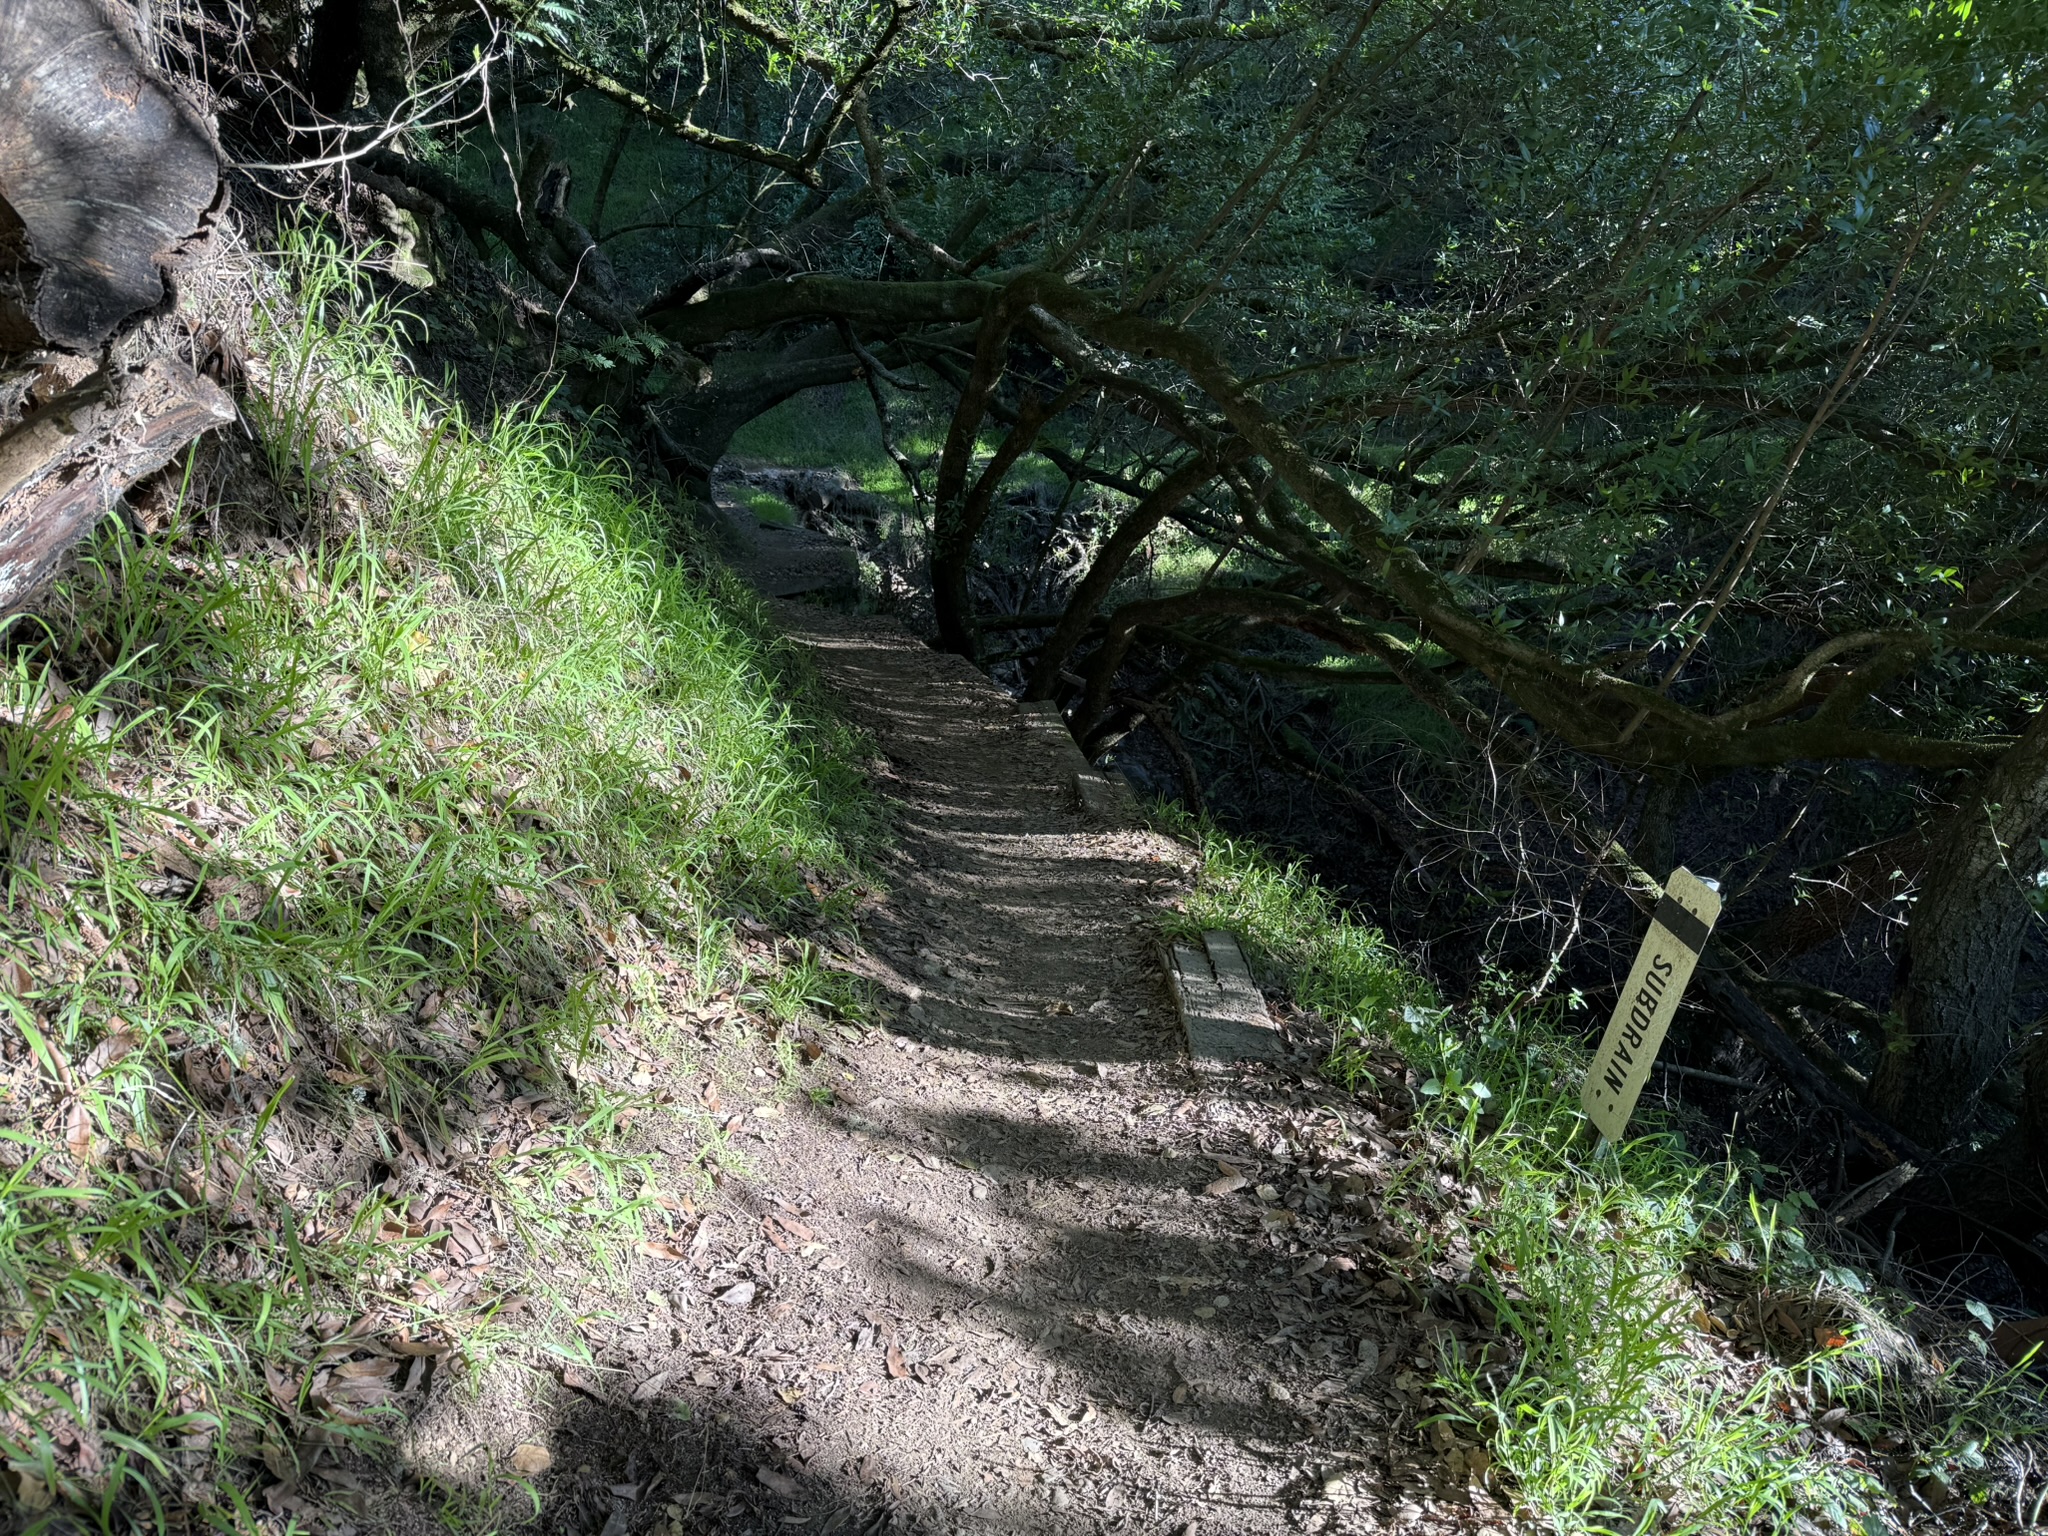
[0,0,219,352]
[1872,707,2048,1146]
[0,358,234,611]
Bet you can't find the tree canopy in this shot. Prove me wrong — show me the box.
[234,0,2048,1219]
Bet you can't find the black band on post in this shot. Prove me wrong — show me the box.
[1652,894,1711,955]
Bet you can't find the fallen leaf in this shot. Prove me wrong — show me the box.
[320,1357,401,1406]
[263,1362,301,1412]
[0,953,34,995]
[1991,1316,2048,1368]
[638,1239,691,1262]
[717,1281,758,1309]
[63,1099,93,1163]
[884,1342,908,1379]
[757,1466,799,1498]
[769,1211,816,1242]
[631,1371,672,1403]
[385,1335,450,1358]
[507,1444,552,1477]
[79,1025,137,1080]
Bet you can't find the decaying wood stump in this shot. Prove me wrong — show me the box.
[0,358,234,613]
[0,0,221,352]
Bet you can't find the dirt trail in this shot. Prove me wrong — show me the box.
[518,585,1444,1536]
[717,602,1326,1530]
[435,500,1458,1536]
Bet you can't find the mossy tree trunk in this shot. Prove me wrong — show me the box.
[1874,707,2048,1147]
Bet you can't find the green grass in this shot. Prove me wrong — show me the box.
[727,380,1063,515]
[743,488,796,526]
[0,234,875,1530]
[1157,812,2046,1535]
[1331,679,1468,755]
[727,382,926,509]
[1157,813,1429,1030]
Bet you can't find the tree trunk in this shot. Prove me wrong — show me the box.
[0,358,235,612]
[1630,771,1687,887]
[1024,454,1220,700]
[1913,1021,2048,1272]
[930,382,1075,658]
[1722,827,1929,964]
[648,335,871,498]
[928,293,1028,655]
[359,0,410,115]
[2028,1019,2048,1162]
[0,0,219,352]
[589,104,635,236]
[306,0,365,115]
[1872,706,2048,1146]
[307,0,407,116]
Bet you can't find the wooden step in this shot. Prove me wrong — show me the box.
[1167,930,1288,1066]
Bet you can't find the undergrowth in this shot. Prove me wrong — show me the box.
[1160,814,2047,1535]
[0,236,875,1529]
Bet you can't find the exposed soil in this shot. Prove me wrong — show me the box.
[388,573,1499,1536]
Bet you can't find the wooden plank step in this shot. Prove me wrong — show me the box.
[1073,768,1136,825]
[1167,930,1288,1066]
[1013,701,1138,825]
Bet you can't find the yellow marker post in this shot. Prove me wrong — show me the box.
[1581,867,1722,1142]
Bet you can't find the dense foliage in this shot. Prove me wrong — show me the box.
[189,0,2048,1259]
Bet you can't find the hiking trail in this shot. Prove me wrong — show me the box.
[409,497,1477,1536]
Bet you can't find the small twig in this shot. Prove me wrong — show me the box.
[836,323,926,392]
[1654,1061,1757,1090]
[1118,693,1205,817]
[852,96,963,272]
[835,319,926,505]
[1827,1162,1918,1226]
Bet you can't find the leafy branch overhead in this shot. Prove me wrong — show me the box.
[274,0,2048,1239]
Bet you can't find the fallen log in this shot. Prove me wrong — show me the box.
[1695,951,1927,1169]
[0,358,235,613]
[0,0,220,352]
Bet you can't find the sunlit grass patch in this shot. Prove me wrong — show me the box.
[728,382,929,510]
[0,235,875,1528]
[1152,809,1428,1031]
[743,488,797,526]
